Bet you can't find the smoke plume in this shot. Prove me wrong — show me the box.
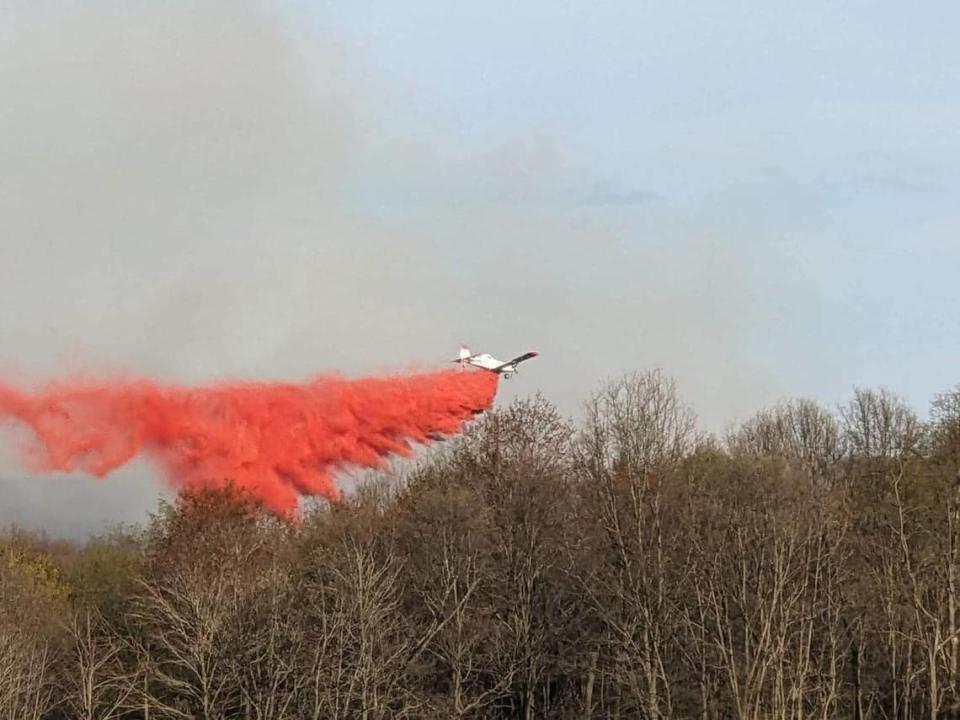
[0,369,498,515]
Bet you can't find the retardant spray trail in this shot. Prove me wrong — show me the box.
[0,369,499,515]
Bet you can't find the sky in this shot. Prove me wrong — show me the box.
[2,1,959,536]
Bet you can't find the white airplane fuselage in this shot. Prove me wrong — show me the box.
[454,346,538,378]
[465,353,505,371]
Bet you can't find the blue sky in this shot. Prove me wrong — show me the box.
[298,0,960,411]
[2,1,959,533]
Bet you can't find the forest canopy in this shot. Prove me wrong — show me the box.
[4,369,960,719]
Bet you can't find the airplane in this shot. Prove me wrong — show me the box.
[452,344,539,379]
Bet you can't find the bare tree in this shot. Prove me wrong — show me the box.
[0,627,54,720]
[840,387,946,719]
[124,485,291,718]
[0,538,63,720]
[841,387,924,460]
[455,395,578,720]
[682,456,852,720]
[730,398,845,480]
[62,607,133,720]
[575,370,697,718]
[394,465,519,719]
[298,536,429,720]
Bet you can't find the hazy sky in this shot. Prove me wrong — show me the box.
[2,1,959,536]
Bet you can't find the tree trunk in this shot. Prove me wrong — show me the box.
[583,651,597,720]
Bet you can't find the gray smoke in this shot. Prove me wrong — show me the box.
[0,1,783,536]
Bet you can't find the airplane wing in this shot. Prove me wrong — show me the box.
[495,351,538,370]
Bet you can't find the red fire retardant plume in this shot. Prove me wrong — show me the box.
[0,369,499,515]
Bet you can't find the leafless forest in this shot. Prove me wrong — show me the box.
[4,370,960,719]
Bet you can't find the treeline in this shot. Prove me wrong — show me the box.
[4,370,960,719]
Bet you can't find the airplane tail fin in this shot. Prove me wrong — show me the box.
[452,344,472,366]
